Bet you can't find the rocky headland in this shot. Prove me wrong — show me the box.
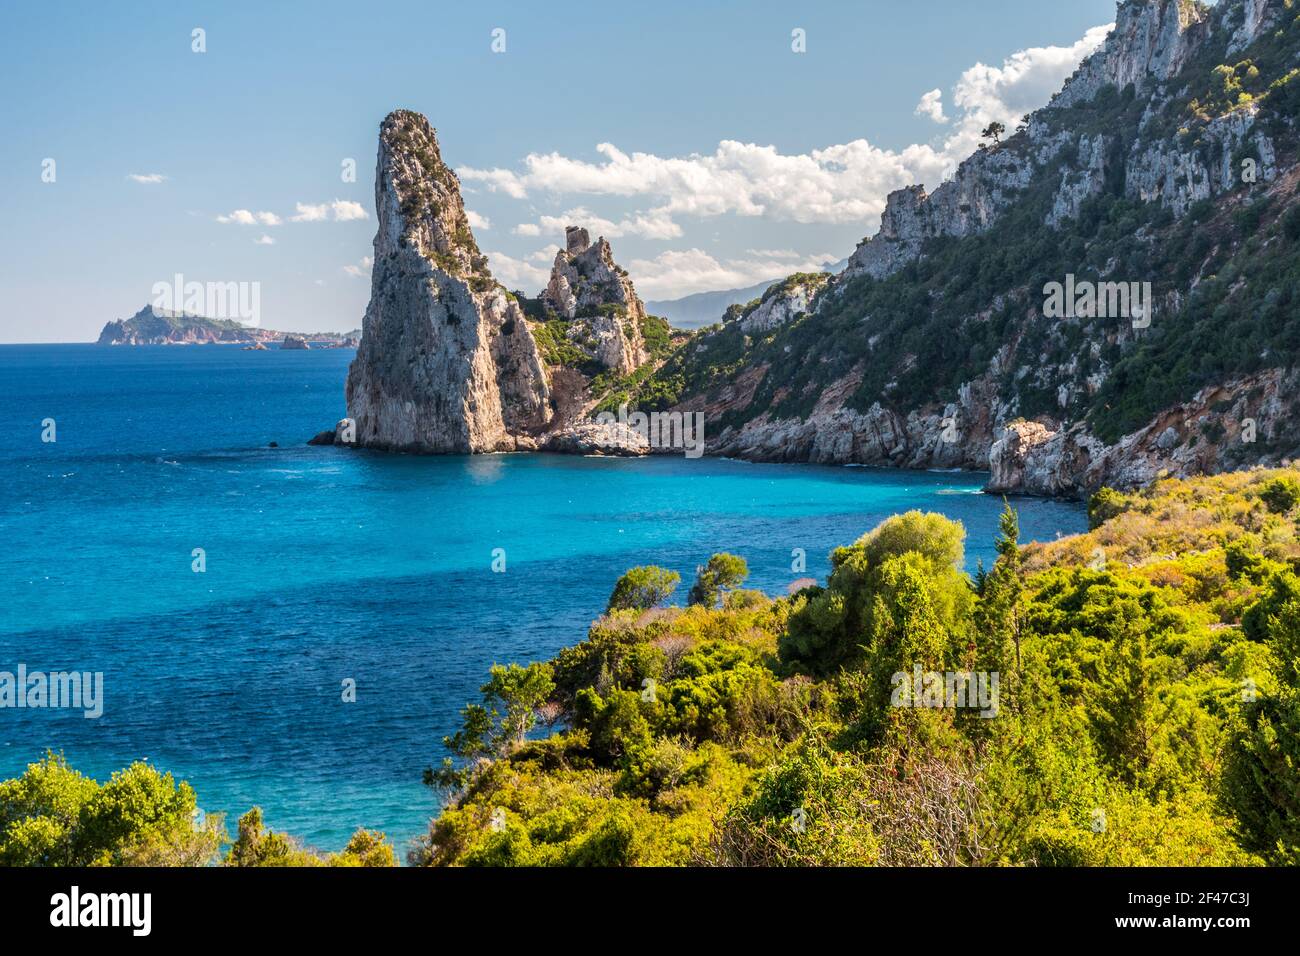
[320,0,1300,499]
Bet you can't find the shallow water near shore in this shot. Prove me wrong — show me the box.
[0,344,1088,855]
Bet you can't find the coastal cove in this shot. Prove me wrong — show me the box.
[0,344,1088,853]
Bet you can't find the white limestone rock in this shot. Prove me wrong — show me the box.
[342,110,551,453]
[541,226,649,374]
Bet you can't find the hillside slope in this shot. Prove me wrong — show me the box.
[627,0,1300,497]
[416,467,1300,866]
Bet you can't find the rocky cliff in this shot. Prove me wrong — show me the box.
[541,226,649,374]
[329,113,670,456]
[341,110,552,452]
[845,0,1285,281]
[633,0,1300,497]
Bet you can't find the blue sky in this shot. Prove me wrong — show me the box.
[0,0,1120,342]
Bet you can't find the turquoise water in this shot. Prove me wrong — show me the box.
[0,344,1087,856]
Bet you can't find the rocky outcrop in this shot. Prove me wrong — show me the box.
[539,420,649,456]
[1053,0,1210,109]
[1048,134,1112,227]
[1127,105,1278,215]
[281,335,310,350]
[731,274,830,333]
[541,226,649,374]
[987,369,1300,497]
[656,0,1300,497]
[680,366,1006,470]
[1228,0,1285,53]
[845,143,1039,279]
[987,421,1064,494]
[843,0,1241,280]
[341,110,551,453]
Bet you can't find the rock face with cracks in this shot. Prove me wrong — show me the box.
[657,0,1300,497]
[542,226,649,375]
[343,109,551,453]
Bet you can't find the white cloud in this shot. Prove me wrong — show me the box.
[292,203,328,222]
[254,235,275,245]
[485,250,551,291]
[627,248,837,300]
[292,199,368,222]
[466,210,491,230]
[526,245,561,264]
[745,248,804,259]
[461,140,922,228]
[915,89,948,124]
[944,23,1112,159]
[533,206,682,241]
[217,209,281,226]
[331,200,368,221]
[342,255,373,278]
[128,173,166,184]
[458,24,1111,238]
[464,168,529,199]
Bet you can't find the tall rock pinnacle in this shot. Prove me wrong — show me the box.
[343,109,551,452]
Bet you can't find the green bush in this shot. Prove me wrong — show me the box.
[607,565,681,612]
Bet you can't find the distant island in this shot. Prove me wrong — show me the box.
[96,304,359,348]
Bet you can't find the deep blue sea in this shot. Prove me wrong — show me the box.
[0,343,1087,857]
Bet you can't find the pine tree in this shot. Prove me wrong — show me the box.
[974,504,1023,695]
[1225,571,1300,862]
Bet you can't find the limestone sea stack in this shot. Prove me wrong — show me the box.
[342,109,551,452]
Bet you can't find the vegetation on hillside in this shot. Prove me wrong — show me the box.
[633,11,1300,445]
[410,467,1300,866]
[4,468,1297,866]
[0,753,395,867]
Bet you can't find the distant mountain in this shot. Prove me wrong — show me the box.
[97,305,359,347]
[646,259,848,328]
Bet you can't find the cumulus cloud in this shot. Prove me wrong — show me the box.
[342,255,373,278]
[527,245,561,263]
[461,140,931,230]
[915,89,948,124]
[531,206,683,241]
[944,23,1112,159]
[626,248,838,300]
[466,209,491,230]
[485,250,551,291]
[457,24,1110,240]
[254,235,275,245]
[217,209,281,226]
[128,173,167,184]
[745,248,806,259]
[292,199,368,222]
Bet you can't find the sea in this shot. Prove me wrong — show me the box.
[0,343,1088,857]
